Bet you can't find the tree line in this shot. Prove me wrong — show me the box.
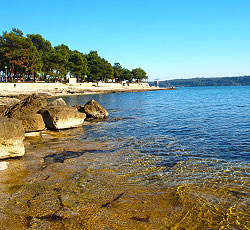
[0,28,148,83]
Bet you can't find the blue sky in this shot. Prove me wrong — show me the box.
[1,0,250,80]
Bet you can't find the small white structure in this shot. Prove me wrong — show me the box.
[69,78,77,85]
[97,81,102,87]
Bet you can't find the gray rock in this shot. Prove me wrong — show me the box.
[82,99,109,119]
[0,117,25,159]
[19,114,46,132]
[40,106,86,130]
[47,98,67,106]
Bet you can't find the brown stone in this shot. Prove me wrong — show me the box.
[19,114,46,132]
[0,117,25,159]
[82,99,108,119]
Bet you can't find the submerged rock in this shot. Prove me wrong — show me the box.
[19,114,46,132]
[0,117,25,159]
[81,99,109,119]
[40,106,86,130]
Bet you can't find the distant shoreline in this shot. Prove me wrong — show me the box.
[0,82,175,97]
[154,75,250,87]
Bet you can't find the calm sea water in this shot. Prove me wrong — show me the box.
[61,86,250,228]
[64,86,250,165]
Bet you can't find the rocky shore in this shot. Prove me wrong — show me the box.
[0,82,174,160]
[0,95,108,160]
[0,81,176,161]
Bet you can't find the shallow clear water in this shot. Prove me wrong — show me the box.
[62,86,250,228]
[1,86,250,229]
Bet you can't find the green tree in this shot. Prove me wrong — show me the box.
[132,67,148,82]
[0,28,135,84]
[113,62,123,82]
[86,51,114,82]
[54,44,71,81]
[28,33,55,80]
[25,44,43,81]
[68,51,88,81]
[121,68,133,82]
[86,51,103,81]
[0,28,40,81]
[101,59,114,82]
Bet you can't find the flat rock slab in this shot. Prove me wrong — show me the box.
[0,117,25,159]
[40,106,86,130]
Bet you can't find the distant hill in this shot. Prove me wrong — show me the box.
[150,76,250,87]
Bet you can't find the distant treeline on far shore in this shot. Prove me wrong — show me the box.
[0,28,148,83]
[151,76,250,87]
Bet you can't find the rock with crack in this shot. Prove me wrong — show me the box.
[0,117,25,159]
[40,106,86,130]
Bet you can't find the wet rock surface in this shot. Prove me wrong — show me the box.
[0,117,25,159]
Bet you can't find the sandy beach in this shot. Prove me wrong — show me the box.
[0,82,173,97]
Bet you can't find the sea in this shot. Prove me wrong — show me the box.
[61,86,250,229]
[3,86,250,229]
